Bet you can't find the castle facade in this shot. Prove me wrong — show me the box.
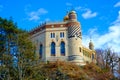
[29,10,96,65]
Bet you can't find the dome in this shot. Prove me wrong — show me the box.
[89,41,94,46]
[69,10,76,14]
[68,10,77,21]
[63,15,69,21]
[89,40,94,50]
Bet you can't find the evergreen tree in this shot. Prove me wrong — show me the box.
[0,17,35,80]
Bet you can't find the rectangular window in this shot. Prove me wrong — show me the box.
[51,33,52,38]
[53,33,55,38]
[79,47,81,52]
[60,32,64,38]
[63,32,64,37]
[51,33,55,38]
[60,32,62,37]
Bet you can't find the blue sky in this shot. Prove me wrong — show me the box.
[0,0,120,52]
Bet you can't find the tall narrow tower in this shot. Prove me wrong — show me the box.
[67,10,85,65]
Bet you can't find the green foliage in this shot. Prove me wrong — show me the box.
[0,17,35,80]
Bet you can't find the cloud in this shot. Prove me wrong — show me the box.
[82,9,97,19]
[75,6,82,11]
[0,5,3,11]
[88,28,98,35]
[82,11,120,52]
[112,11,120,25]
[27,8,48,21]
[66,2,72,6]
[114,1,120,7]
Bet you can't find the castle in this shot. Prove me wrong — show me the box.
[29,10,96,65]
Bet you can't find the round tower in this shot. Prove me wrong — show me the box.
[67,10,85,65]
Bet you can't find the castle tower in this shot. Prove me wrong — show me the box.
[67,10,85,65]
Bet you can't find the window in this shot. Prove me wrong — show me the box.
[60,32,62,37]
[51,33,52,38]
[39,44,43,58]
[51,33,55,38]
[63,32,64,37]
[79,47,81,52]
[60,32,64,38]
[60,41,65,56]
[51,42,56,56]
[92,54,94,60]
[53,33,55,38]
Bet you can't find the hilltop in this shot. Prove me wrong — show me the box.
[26,60,114,80]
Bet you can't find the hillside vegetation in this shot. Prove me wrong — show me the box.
[26,60,114,80]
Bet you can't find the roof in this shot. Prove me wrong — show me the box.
[29,21,67,35]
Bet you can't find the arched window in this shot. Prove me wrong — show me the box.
[39,44,43,58]
[51,42,56,56]
[60,41,65,56]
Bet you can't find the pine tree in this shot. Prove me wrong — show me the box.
[0,17,35,80]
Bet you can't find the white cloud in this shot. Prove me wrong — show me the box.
[114,1,120,7]
[27,8,48,21]
[75,6,82,11]
[112,11,120,25]
[88,28,98,35]
[66,2,72,6]
[82,11,120,52]
[82,9,97,19]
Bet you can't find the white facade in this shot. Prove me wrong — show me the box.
[29,11,96,65]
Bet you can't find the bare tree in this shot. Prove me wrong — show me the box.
[96,49,105,68]
[116,54,120,79]
[96,48,118,74]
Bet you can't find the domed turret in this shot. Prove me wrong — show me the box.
[63,14,69,21]
[89,40,94,50]
[68,10,77,21]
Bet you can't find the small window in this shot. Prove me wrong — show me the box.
[63,32,64,37]
[60,32,64,38]
[60,32,62,37]
[51,33,52,38]
[53,33,55,38]
[79,47,81,52]
[51,33,55,38]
